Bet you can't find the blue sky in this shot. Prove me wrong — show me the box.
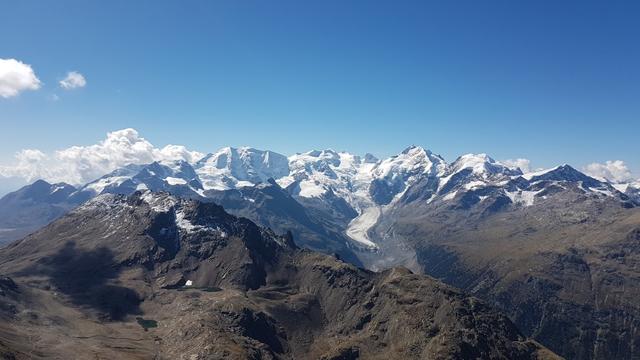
[1,0,639,186]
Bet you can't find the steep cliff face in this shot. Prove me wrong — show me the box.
[0,192,557,360]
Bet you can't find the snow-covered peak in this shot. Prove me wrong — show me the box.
[287,150,362,177]
[436,154,521,196]
[78,160,203,197]
[374,146,445,180]
[431,160,633,209]
[363,153,379,164]
[287,149,347,172]
[281,146,448,207]
[142,160,197,180]
[453,153,492,170]
[400,145,426,156]
[156,158,194,174]
[611,181,640,193]
[194,147,289,190]
[448,153,520,177]
[612,183,630,193]
[81,164,145,195]
[525,164,597,185]
[281,150,373,200]
[366,146,445,205]
[15,144,638,252]
[521,164,611,191]
[611,180,640,204]
[514,165,632,206]
[521,165,562,181]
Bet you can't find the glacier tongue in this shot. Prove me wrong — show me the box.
[345,205,381,248]
[279,146,445,248]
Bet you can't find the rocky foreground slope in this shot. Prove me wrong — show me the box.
[0,192,558,359]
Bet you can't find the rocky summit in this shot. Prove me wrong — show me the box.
[0,192,558,359]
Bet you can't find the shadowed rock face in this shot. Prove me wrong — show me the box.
[204,179,364,267]
[0,192,558,360]
[27,242,142,320]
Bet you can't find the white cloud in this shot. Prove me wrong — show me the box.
[0,129,205,185]
[0,58,42,98]
[59,71,86,89]
[500,158,532,173]
[583,160,634,183]
[3,149,50,181]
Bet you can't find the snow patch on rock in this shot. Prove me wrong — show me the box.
[504,189,540,207]
[165,176,187,185]
[175,209,227,237]
[141,192,176,212]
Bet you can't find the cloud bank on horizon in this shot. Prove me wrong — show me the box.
[583,160,635,184]
[0,129,203,185]
[0,128,637,187]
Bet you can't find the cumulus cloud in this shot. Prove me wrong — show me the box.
[59,71,86,89]
[0,58,42,98]
[3,149,50,181]
[0,129,205,185]
[500,158,532,173]
[583,160,634,183]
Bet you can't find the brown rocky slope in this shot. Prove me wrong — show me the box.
[371,176,640,359]
[0,192,558,359]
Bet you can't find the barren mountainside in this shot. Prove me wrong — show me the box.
[0,192,558,359]
[371,174,640,359]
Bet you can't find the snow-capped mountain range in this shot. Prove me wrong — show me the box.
[62,146,640,245]
[2,145,639,249]
[2,145,638,360]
